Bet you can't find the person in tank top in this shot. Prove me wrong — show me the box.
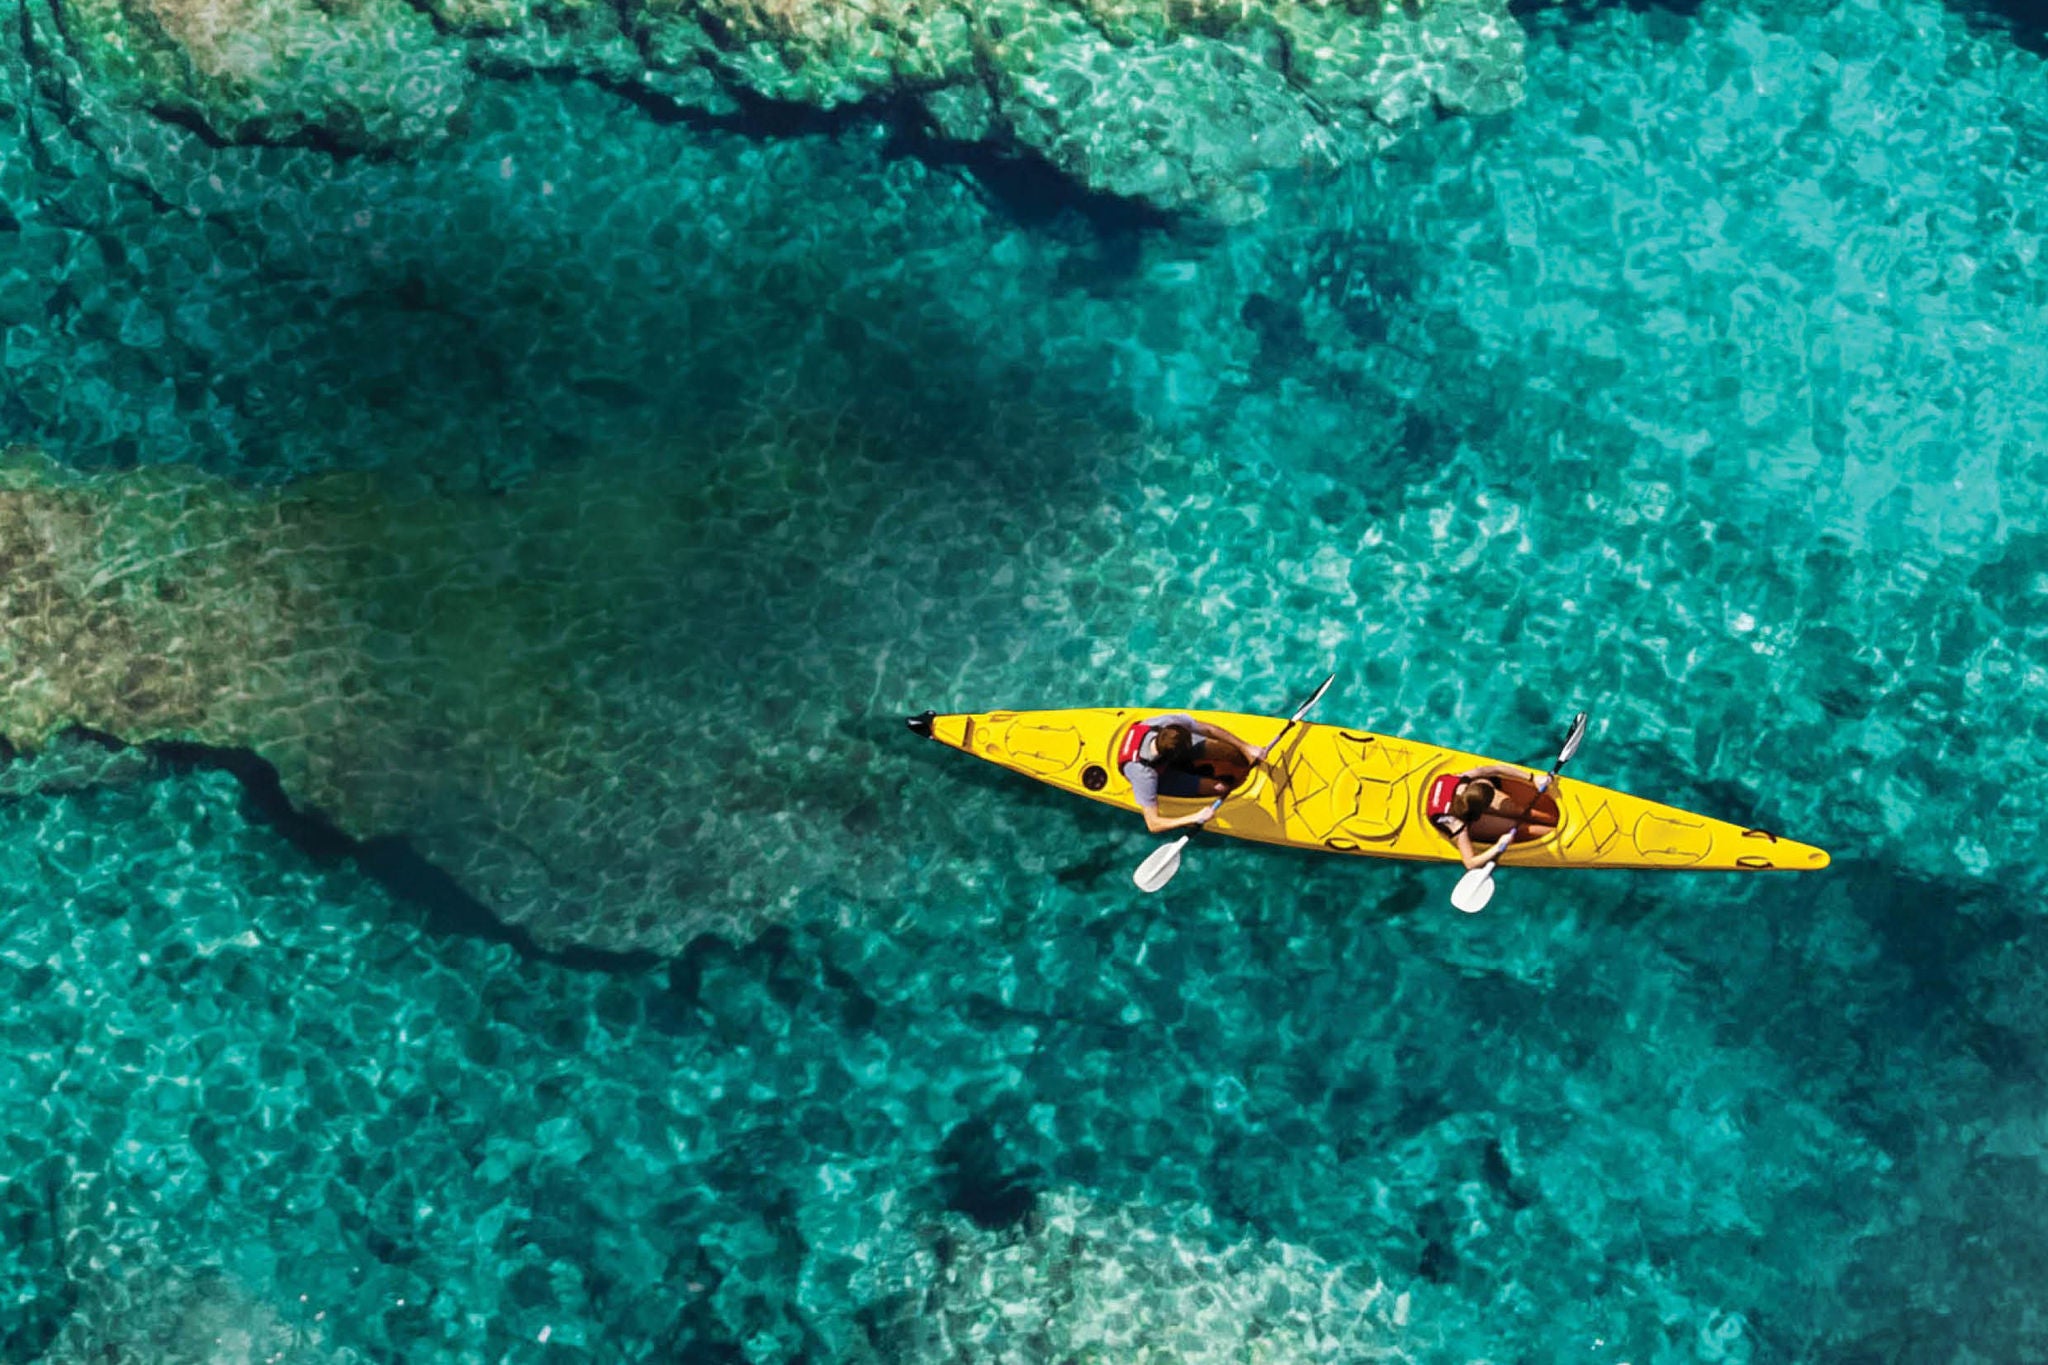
[1428,764,1559,869]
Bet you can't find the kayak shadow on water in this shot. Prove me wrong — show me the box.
[1052,845,1127,888]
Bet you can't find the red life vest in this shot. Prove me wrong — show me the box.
[1425,773,1462,830]
[1116,722,1154,766]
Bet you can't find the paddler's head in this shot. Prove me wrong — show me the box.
[1148,724,1194,767]
[1450,780,1495,822]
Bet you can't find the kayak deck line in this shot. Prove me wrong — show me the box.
[908,706,1830,874]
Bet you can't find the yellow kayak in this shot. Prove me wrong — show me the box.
[906,706,1829,873]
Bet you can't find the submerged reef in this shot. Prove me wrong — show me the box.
[0,435,897,954]
[31,0,1524,217]
[39,1262,349,1365]
[0,416,1105,955]
[891,1189,1412,1363]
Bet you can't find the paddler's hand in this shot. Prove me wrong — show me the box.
[1533,772,1553,793]
[1488,833,1514,862]
[1198,798,1224,824]
[1245,744,1269,764]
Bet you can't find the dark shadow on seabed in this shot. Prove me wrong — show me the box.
[67,730,661,972]
[0,32,1177,486]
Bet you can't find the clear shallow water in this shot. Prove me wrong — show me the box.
[4,0,2048,1360]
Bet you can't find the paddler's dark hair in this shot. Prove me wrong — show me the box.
[1151,724,1194,765]
[1450,780,1494,822]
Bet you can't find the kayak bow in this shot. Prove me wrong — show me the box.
[905,706,1829,873]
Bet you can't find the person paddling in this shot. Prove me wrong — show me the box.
[1427,764,1559,869]
[1120,713,1269,835]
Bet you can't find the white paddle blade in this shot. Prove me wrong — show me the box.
[1135,836,1191,893]
[1292,672,1336,721]
[1558,711,1589,766]
[1451,866,1497,914]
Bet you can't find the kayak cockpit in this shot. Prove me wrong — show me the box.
[1478,773,1561,847]
[1422,767,1564,852]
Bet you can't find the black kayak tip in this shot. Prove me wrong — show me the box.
[906,710,936,738]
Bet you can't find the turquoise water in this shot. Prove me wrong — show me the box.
[6,0,2048,1359]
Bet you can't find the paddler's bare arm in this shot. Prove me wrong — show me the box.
[1142,800,1218,835]
[1191,721,1269,763]
[1455,827,1516,870]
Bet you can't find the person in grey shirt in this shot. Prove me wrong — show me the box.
[1120,712,1269,835]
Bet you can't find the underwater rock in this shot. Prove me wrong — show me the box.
[38,1263,347,1365]
[0,732,153,797]
[0,435,950,956]
[973,0,1523,219]
[28,0,1524,217]
[46,0,473,152]
[888,1187,1413,1363]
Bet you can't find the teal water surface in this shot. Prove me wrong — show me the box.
[4,0,2048,1360]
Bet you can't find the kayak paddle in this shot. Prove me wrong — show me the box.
[1134,672,1335,894]
[1450,709,1590,914]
